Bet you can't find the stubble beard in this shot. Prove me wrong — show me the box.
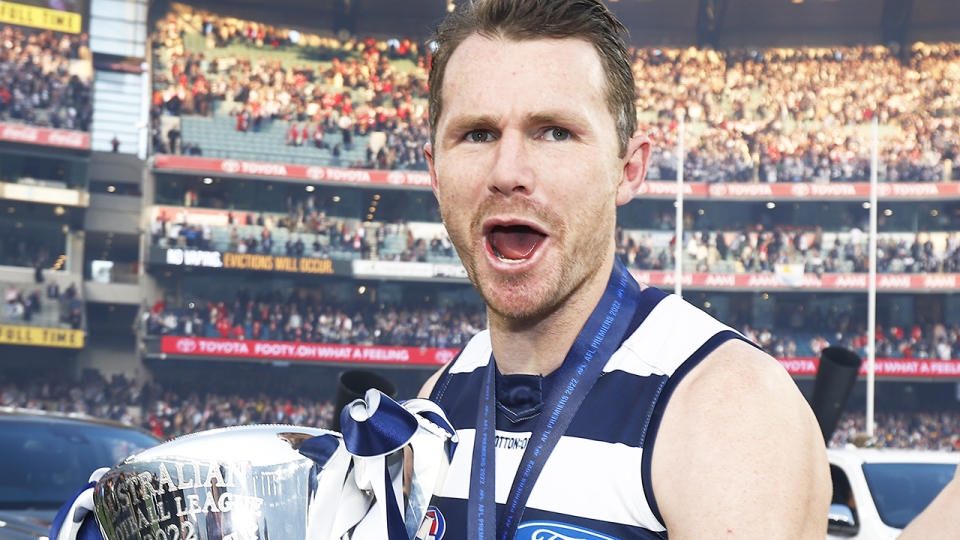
[443,195,615,325]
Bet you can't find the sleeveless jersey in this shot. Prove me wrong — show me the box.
[425,287,748,540]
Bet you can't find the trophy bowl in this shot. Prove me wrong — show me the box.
[92,424,335,540]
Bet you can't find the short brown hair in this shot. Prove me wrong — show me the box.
[427,0,636,156]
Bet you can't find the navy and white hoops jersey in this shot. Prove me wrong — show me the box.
[426,287,748,539]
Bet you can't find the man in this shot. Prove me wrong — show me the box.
[418,1,830,538]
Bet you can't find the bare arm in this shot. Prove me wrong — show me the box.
[652,339,831,539]
[418,366,446,399]
[897,464,960,539]
[405,365,450,500]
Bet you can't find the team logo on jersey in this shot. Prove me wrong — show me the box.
[414,506,445,540]
[515,521,619,540]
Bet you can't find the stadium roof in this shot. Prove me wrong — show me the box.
[171,0,960,47]
[173,0,445,39]
[607,0,960,47]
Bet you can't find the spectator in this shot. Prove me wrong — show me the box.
[167,126,181,154]
[46,280,59,299]
[286,122,299,146]
[312,123,327,149]
[68,305,82,329]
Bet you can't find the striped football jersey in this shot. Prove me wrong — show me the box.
[426,287,748,539]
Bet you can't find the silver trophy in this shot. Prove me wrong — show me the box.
[70,392,456,540]
[93,425,330,540]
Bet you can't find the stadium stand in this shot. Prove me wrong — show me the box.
[151,210,458,263]
[636,44,960,183]
[149,3,960,182]
[623,228,960,275]
[149,212,960,274]
[139,284,960,362]
[150,4,428,170]
[2,280,83,329]
[2,371,956,448]
[0,25,93,131]
[1,0,959,455]
[141,291,484,348]
[0,371,337,439]
[830,411,960,452]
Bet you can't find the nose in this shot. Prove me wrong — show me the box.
[487,130,535,196]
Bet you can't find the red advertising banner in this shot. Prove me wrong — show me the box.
[0,122,90,150]
[161,336,458,366]
[778,358,960,378]
[631,270,960,291]
[154,155,960,199]
[161,337,960,377]
[635,181,960,200]
[154,155,432,188]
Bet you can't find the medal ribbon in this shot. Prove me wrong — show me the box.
[467,260,642,540]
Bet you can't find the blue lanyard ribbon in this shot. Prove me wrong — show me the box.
[468,260,642,540]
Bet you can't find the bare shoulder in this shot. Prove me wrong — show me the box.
[667,338,799,410]
[650,339,830,539]
[418,365,448,399]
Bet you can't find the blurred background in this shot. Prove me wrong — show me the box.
[0,0,958,451]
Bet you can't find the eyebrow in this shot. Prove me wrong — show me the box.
[442,110,589,138]
[443,114,500,136]
[525,110,589,130]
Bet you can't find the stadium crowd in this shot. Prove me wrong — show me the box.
[637,44,960,183]
[152,213,455,262]
[150,7,429,170]
[621,227,960,275]
[0,25,93,131]
[830,411,960,452]
[151,209,960,276]
[727,294,960,361]
[742,322,960,362]
[150,5,960,181]
[0,371,336,439]
[1,371,957,448]
[3,280,83,329]
[142,292,486,349]
[141,287,960,361]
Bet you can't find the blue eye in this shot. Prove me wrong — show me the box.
[542,127,570,142]
[465,130,495,143]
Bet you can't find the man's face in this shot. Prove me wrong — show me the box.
[427,35,646,321]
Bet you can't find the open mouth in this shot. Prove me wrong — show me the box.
[486,224,547,264]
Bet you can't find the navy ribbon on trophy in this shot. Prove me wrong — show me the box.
[331,389,458,539]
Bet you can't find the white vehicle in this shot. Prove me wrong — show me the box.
[827,447,959,539]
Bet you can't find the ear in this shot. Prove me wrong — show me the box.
[424,141,440,199]
[616,131,651,206]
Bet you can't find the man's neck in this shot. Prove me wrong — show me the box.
[488,257,616,377]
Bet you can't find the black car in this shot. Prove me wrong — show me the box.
[0,408,160,539]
